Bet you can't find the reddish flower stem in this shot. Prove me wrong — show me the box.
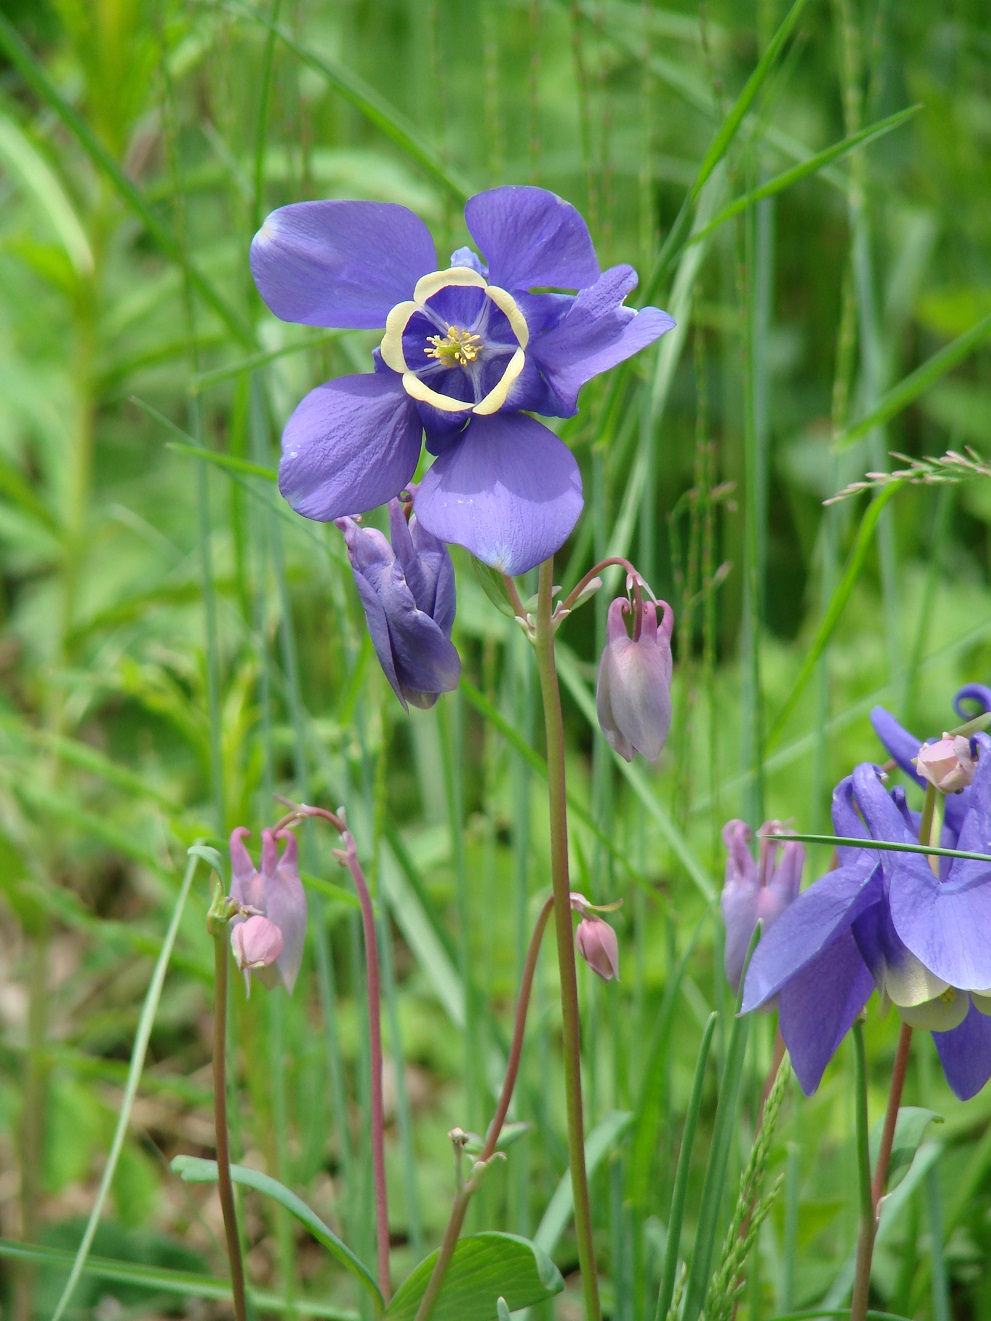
[413,894,556,1321]
[273,800,391,1301]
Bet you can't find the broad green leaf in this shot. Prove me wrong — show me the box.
[870,1106,942,1195]
[171,1156,383,1310]
[384,1232,563,1321]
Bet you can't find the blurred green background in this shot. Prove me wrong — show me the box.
[2,0,991,1317]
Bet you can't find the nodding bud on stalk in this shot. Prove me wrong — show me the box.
[336,497,460,712]
[720,820,803,992]
[915,735,977,794]
[575,916,620,981]
[229,827,307,994]
[595,597,673,762]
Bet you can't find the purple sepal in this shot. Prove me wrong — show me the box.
[250,200,436,329]
[464,185,600,292]
[528,265,676,414]
[278,373,422,521]
[414,412,583,576]
[741,861,881,1012]
[933,1000,991,1100]
[338,500,460,711]
[887,734,991,991]
[954,684,991,721]
[778,934,875,1095]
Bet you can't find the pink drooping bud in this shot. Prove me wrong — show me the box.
[720,819,803,991]
[575,915,620,982]
[229,827,307,993]
[915,735,976,794]
[231,916,285,995]
[595,597,673,762]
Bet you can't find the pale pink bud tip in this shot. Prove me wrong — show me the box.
[575,916,620,982]
[232,915,284,971]
[915,735,976,794]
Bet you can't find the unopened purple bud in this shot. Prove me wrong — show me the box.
[336,498,460,711]
[915,735,976,794]
[720,820,803,991]
[575,915,620,982]
[228,826,308,993]
[595,597,673,761]
[232,916,284,994]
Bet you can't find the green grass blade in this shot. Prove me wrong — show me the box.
[766,484,900,746]
[687,106,922,250]
[0,1238,359,1319]
[689,0,810,202]
[0,16,253,347]
[532,1111,634,1258]
[655,1012,717,1321]
[680,996,753,1321]
[226,0,474,205]
[172,1156,384,1309]
[833,311,991,450]
[49,848,205,1321]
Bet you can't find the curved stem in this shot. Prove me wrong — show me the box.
[560,555,643,614]
[338,830,392,1301]
[212,932,249,1321]
[534,556,601,1321]
[269,799,392,1300]
[850,1020,913,1321]
[413,894,555,1321]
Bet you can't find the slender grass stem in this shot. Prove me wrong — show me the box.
[534,556,601,1321]
[211,931,249,1321]
[413,894,555,1321]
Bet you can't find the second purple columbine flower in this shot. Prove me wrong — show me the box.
[251,186,675,575]
[742,737,991,1100]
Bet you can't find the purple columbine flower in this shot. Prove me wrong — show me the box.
[871,683,991,848]
[595,596,673,761]
[336,497,460,711]
[229,827,307,994]
[743,737,991,1100]
[720,820,803,991]
[250,186,675,575]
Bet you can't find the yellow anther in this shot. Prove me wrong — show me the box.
[940,987,957,1005]
[424,325,483,368]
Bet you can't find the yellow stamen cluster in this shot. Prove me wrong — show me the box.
[424,325,482,368]
[940,986,957,1005]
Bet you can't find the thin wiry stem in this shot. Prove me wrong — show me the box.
[413,894,555,1321]
[212,931,249,1321]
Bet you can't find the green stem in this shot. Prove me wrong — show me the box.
[533,556,601,1321]
[212,932,249,1321]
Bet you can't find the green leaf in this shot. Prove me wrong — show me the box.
[471,558,518,618]
[869,1106,942,1195]
[187,843,224,874]
[170,1157,383,1310]
[383,1232,563,1321]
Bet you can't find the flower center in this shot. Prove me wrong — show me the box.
[424,326,483,368]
